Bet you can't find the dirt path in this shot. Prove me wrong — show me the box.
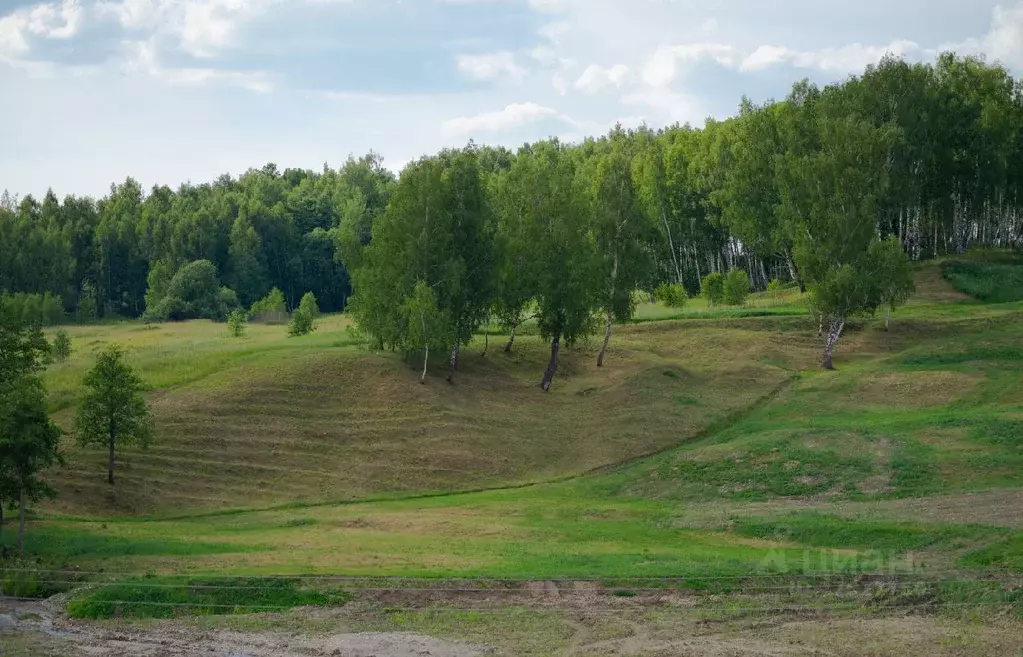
[0,599,491,657]
[4,590,1022,657]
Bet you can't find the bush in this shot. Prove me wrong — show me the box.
[298,291,319,319]
[288,308,315,337]
[767,278,783,295]
[143,260,237,322]
[723,269,751,306]
[654,283,687,308]
[52,329,72,362]
[227,310,248,338]
[250,288,288,323]
[700,272,725,306]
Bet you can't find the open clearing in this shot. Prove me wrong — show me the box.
[3,260,1023,655]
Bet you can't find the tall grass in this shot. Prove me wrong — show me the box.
[941,259,1023,303]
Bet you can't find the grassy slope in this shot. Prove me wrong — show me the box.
[7,259,1023,591]
[43,311,801,515]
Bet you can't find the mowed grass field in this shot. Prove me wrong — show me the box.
[2,255,1023,655]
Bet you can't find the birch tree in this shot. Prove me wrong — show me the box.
[590,134,653,367]
[505,141,598,390]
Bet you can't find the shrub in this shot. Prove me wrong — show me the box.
[767,278,783,295]
[654,283,687,308]
[288,309,315,337]
[227,310,248,338]
[143,260,237,322]
[52,329,72,362]
[250,288,287,323]
[700,272,725,306]
[298,291,319,319]
[723,269,751,306]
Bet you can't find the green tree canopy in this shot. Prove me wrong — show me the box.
[74,345,153,485]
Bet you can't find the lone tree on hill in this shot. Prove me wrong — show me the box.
[74,345,153,485]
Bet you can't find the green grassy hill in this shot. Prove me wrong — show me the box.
[5,258,1023,636]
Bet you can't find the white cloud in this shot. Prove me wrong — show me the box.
[96,0,272,58]
[622,87,704,125]
[529,45,558,66]
[442,101,573,136]
[740,40,921,73]
[456,51,526,83]
[969,2,1023,69]
[574,63,630,93]
[122,38,272,92]
[551,72,567,95]
[0,0,82,60]
[97,0,168,29]
[642,43,736,87]
[739,45,791,72]
[26,0,83,39]
[0,15,30,59]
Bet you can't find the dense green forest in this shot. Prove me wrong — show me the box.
[2,53,1021,372]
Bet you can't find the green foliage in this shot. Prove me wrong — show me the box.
[288,311,314,337]
[67,577,350,620]
[941,259,1023,303]
[144,259,175,314]
[250,287,287,320]
[51,330,72,362]
[653,283,687,308]
[227,310,248,338]
[74,345,153,484]
[76,281,98,323]
[767,278,783,294]
[298,291,319,319]
[348,147,496,358]
[723,269,751,306]
[0,292,64,326]
[144,260,237,322]
[287,292,319,336]
[700,272,725,306]
[0,300,62,551]
[590,132,653,325]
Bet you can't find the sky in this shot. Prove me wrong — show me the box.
[1,0,1022,198]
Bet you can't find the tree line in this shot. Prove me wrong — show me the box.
[2,53,1022,379]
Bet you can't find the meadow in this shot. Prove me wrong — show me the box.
[3,255,1023,656]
